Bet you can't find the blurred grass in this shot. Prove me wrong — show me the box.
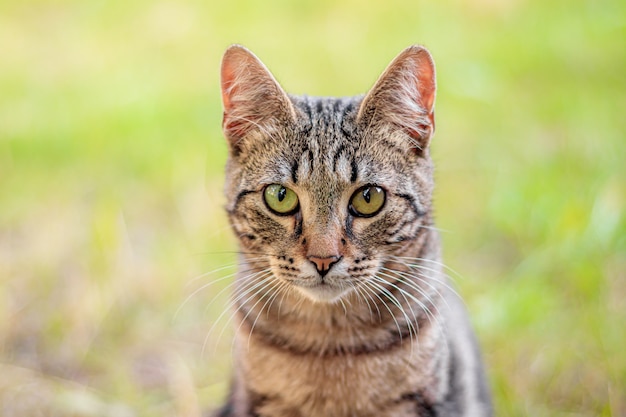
[1,0,624,415]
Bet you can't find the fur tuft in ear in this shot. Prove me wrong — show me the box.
[357,45,437,155]
[220,45,296,153]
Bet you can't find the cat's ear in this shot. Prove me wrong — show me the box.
[357,45,436,155]
[220,45,296,152]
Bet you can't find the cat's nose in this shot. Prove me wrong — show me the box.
[307,255,341,277]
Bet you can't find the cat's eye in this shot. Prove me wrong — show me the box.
[349,185,385,217]
[264,184,299,215]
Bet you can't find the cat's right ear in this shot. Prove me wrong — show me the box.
[220,45,296,154]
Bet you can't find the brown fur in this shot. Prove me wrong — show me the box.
[215,45,492,417]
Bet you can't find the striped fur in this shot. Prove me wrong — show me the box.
[215,45,492,417]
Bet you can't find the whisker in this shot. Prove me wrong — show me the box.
[236,277,285,352]
[202,270,272,357]
[245,280,291,351]
[379,267,449,349]
[351,283,376,322]
[219,270,274,329]
[197,263,272,317]
[388,255,464,283]
[374,272,420,332]
[389,256,462,290]
[358,280,404,345]
[385,258,462,303]
[377,270,443,336]
[380,267,445,315]
[369,276,417,352]
[174,260,268,321]
[386,267,453,313]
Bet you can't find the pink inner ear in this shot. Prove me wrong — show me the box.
[220,45,296,144]
[417,66,436,113]
[220,52,242,115]
[220,47,257,140]
[412,49,436,114]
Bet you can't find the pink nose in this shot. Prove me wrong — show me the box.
[307,255,341,276]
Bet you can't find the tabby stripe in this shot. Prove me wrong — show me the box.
[234,269,437,357]
[398,392,437,417]
[350,159,358,183]
[379,138,410,157]
[294,211,303,237]
[386,216,416,238]
[235,299,430,357]
[441,344,465,415]
[307,149,315,172]
[340,100,356,135]
[332,99,343,112]
[291,158,299,183]
[299,101,313,136]
[301,100,313,120]
[395,193,427,217]
[331,143,347,173]
[232,190,256,211]
[384,220,429,245]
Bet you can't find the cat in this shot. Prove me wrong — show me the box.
[213,44,492,417]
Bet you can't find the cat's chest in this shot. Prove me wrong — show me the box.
[240,329,445,417]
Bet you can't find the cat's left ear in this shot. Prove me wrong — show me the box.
[357,45,436,155]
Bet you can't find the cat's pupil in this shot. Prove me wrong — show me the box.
[363,188,371,204]
[278,187,286,202]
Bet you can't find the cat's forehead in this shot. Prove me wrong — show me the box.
[240,95,417,189]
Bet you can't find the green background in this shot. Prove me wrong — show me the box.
[1,0,624,415]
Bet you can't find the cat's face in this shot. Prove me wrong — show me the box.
[220,45,436,302]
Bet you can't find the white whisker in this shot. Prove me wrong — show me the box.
[202,269,273,358]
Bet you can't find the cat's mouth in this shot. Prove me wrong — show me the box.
[291,277,352,303]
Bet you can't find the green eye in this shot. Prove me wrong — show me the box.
[349,186,385,217]
[264,184,299,215]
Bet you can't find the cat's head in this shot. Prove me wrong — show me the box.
[220,45,437,303]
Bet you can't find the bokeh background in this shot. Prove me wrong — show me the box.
[1,0,624,415]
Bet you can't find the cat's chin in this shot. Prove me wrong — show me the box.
[294,282,351,303]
